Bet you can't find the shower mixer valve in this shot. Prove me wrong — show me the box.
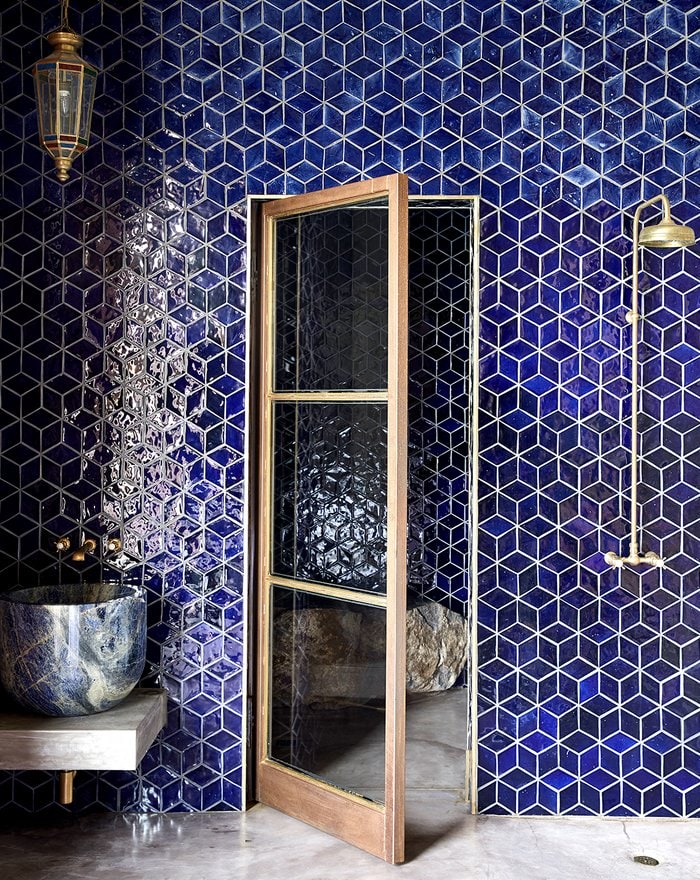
[604,550,664,569]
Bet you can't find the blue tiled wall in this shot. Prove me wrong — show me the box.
[1,0,698,817]
[472,1,700,816]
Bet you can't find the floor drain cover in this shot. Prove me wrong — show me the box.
[634,856,660,866]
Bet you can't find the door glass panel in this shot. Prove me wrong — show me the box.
[274,198,389,392]
[272,401,388,594]
[270,585,386,803]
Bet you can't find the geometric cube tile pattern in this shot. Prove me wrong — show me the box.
[408,203,475,620]
[475,0,700,816]
[0,0,699,818]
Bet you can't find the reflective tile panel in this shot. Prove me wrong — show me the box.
[274,199,389,392]
[272,402,388,595]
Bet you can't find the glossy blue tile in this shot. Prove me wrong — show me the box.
[1,0,698,822]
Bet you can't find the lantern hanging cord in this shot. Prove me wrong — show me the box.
[60,0,70,31]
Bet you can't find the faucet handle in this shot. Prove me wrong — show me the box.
[55,536,71,553]
[106,536,122,553]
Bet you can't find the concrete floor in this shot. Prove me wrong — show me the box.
[1,799,699,879]
[1,691,698,878]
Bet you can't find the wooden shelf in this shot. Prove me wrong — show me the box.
[0,688,167,771]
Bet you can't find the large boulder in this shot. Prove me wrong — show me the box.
[405,602,468,692]
[272,600,468,704]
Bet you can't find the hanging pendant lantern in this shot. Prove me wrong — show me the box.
[33,1,98,182]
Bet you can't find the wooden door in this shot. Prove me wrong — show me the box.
[256,174,408,863]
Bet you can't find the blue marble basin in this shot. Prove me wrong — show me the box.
[0,583,146,717]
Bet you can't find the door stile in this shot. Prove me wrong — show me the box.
[255,174,409,864]
[383,173,408,864]
[255,204,275,788]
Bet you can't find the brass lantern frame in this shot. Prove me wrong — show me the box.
[33,1,98,182]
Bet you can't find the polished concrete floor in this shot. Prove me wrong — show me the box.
[320,688,468,799]
[1,799,699,879]
[1,690,698,878]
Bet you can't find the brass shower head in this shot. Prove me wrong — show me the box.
[639,215,696,249]
[638,195,696,249]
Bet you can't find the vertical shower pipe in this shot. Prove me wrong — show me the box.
[605,194,695,569]
[625,196,648,564]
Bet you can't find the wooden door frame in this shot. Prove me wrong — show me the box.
[245,189,481,852]
[254,175,409,863]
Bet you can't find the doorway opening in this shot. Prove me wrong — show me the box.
[404,198,479,848]
[246,188,479,860]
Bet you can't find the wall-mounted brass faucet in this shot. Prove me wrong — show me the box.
[70,538,97,562]
[54,534,121,560]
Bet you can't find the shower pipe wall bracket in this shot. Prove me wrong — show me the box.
[604,550,664,569]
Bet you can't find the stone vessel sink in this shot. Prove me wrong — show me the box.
[0,583,146,717]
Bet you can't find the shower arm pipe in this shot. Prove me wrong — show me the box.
[605,195,669,570]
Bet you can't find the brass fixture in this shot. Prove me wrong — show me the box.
[33,0,98,182]
[54,536,71,553]
[71,537,97,562]
[106,536,122,553]
[638,214,696,249]
[58,770,76,804]
[605,194,696,570]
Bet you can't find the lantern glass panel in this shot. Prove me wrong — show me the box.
[36,68,57,143]
[79,70,97,142]
[57,67,80,138]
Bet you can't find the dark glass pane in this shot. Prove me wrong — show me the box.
[273,402,387,594]
[274,199,389,391]
[270,586,386,803]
